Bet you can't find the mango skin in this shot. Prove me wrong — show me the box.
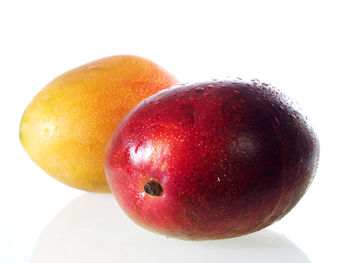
[20,55,178,192]
[105,80,319,240]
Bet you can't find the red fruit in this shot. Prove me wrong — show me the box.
[105,80,319,240]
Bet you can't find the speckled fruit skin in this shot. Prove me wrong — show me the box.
[20,55,178,192]
[105,80,319,240]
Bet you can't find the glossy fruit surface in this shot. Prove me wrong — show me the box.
[105,80,319,240]
[20,55,178,192]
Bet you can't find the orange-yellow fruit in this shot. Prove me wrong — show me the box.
[20,55,178,192]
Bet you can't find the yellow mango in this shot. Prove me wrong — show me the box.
[20,55,178,192]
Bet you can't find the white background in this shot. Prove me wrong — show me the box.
[1,0,349,262]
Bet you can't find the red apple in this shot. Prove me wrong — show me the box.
[105,80,319,240]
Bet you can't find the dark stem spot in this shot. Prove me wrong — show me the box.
[144,180,162,196]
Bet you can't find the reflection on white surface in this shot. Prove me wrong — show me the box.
[31,193,310,263]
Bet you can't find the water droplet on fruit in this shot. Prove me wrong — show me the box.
[42,122,57,137]
[87,65,99,71]
[188,97,195,103]
[177,105,195,126]
[234,115,241,121]
[304,167,311,176]
[207,85,214,89]
[233,90,240,95]
[195,87,205,93]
